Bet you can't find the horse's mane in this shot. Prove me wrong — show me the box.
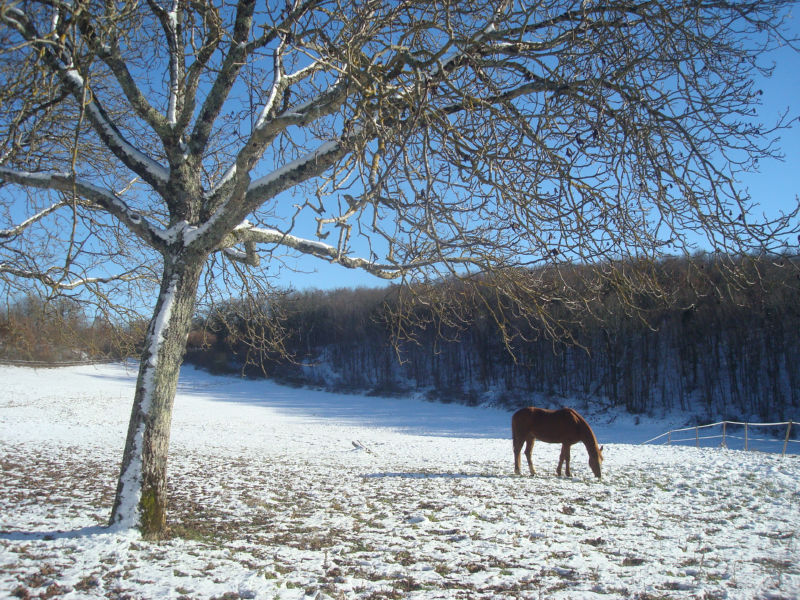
[570,409,601,456]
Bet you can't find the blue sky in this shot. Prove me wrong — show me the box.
[5,15,796,299]
[273,41,800,293]
[739,43,800,222]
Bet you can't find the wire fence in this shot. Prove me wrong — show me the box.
[0,358,118,368]
[642,420,798,456]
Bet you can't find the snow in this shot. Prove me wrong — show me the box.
[254,73,284,131]
[247,226,337,253]
[61,67,169,183]
[247,141,340,196]
[166,2,180,126]
[209,164,237,197]
[1,362,799,599]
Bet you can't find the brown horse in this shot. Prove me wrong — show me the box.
[512,407,604,479]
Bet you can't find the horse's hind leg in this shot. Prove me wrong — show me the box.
[524,438,536,476]
[513,437,524,475]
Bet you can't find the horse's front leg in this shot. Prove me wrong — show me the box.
[557,444,570,476]
[564,444,571,477]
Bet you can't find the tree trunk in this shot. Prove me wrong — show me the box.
[109,255,204,537]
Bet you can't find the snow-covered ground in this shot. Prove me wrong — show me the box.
[1,363,798,599]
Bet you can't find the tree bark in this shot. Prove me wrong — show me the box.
[109,254,204,537]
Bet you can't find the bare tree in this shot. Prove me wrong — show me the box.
[1,0,798,536]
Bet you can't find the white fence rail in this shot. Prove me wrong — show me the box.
[642,420,797,456]
[0,358,117,368]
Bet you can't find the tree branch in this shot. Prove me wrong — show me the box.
[0,199,68,239]
[0,167,167,250]
[0,5,170,190]
[66,1,173,142]
[219,224,402,279]
[0,263,148,291]
[187,0,259,158]
[206,76,349,210]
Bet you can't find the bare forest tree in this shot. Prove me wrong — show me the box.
[1,0,798,536]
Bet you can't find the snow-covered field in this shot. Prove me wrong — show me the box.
[1,363,798,599]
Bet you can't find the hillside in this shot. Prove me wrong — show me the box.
[1,363,798,599]
[187,256,800,422]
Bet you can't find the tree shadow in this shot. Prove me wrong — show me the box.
[0,524,114,541]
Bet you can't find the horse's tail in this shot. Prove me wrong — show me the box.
[511,410,522,450]
[511,409,526,451]
[511,410,525,474]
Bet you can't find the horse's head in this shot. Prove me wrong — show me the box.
[589,445,604,479]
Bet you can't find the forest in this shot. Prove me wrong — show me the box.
[181,254,800,422]
[2,254,798,422]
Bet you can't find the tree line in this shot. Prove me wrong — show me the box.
[3,254,797,421]
[185,254,800,421]
[0,295,143,364]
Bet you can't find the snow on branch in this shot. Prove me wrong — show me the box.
[0,167,167,249]
[0,199,69,239]
[59,68,170,186]
[183,135,354,254]
[221,240,260,267]
[219,224,404,279]
[208,77,348,203]
[0,263,149,291]
[218,223,483,280]
[0,7,170,190]
[246,140,342,199]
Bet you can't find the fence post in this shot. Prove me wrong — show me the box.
[783,421,793,457]
[745,423,748,451]
[668,431,672,445]
[721,422,727,448]
[696,426,699,448]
